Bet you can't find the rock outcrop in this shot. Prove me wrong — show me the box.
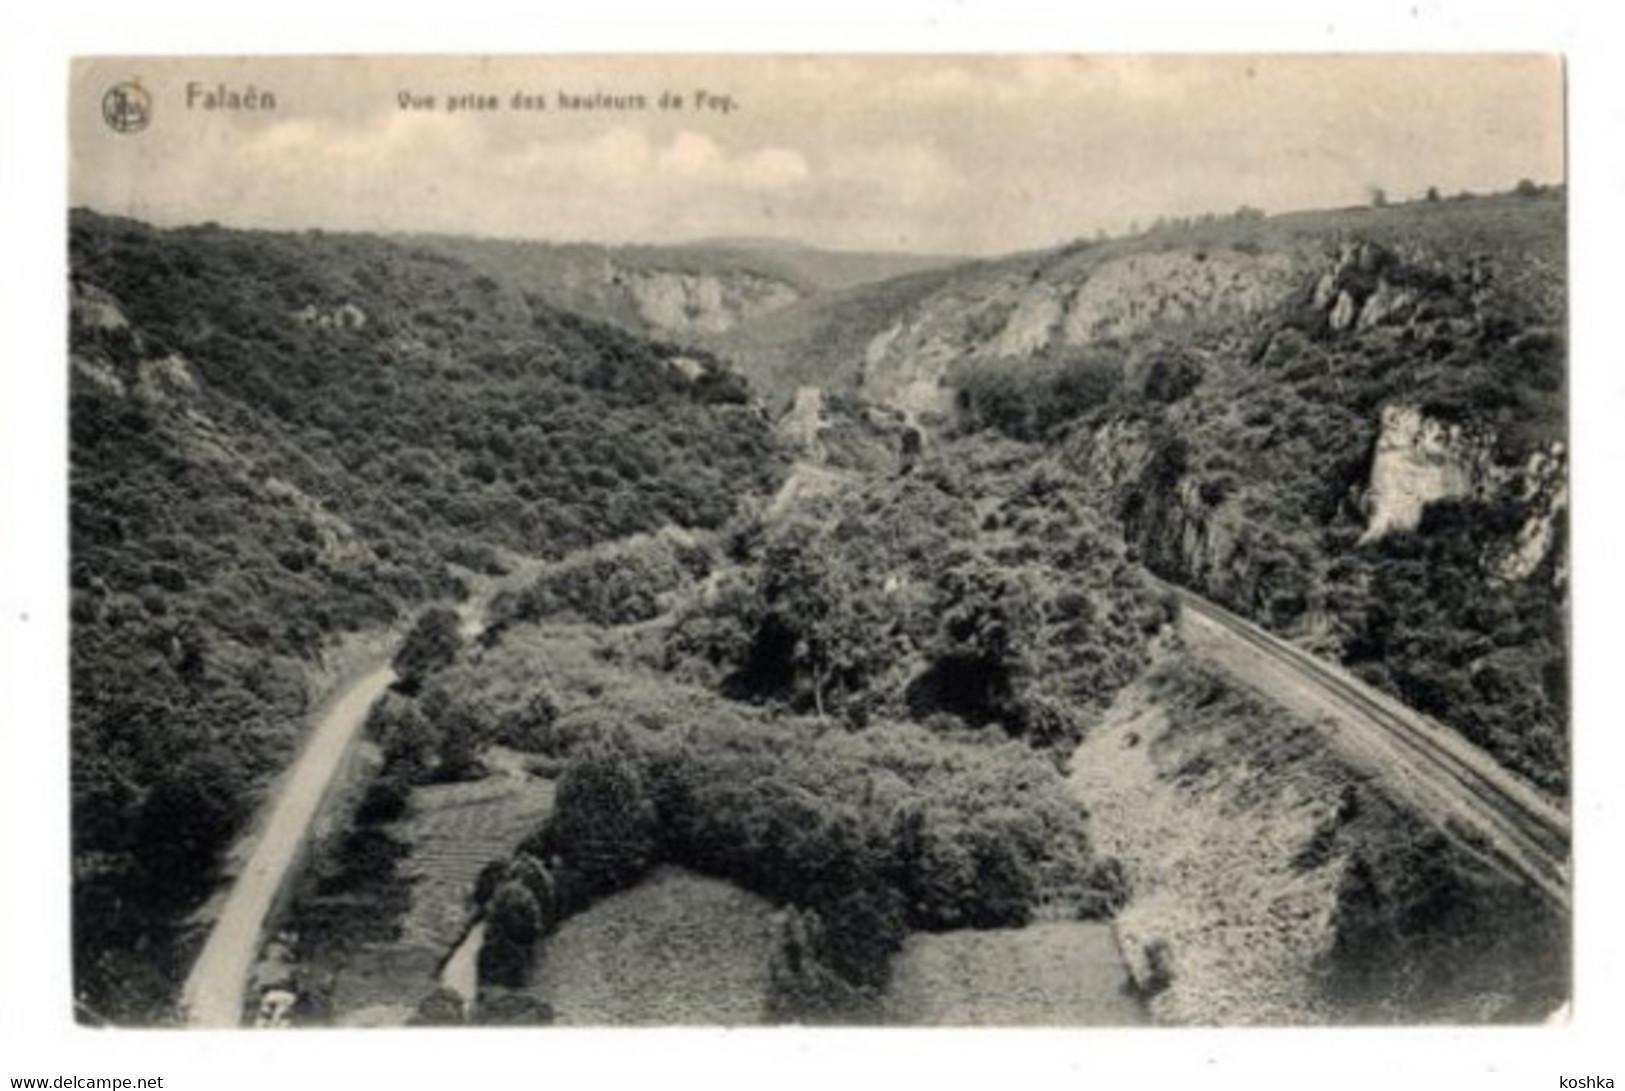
[619,267,800,335]
[71,279,131,332]
[1494,442,1569,583]
[989,284,1065,357]
[1058,249,1296,345]
[856,246,1299,412]
[1358,405,1491,544]
[1357,404,1568,583]
[1314,240,1425,335]
[775,386,827,461]
[71,281,200,405]
[293,302,368,330]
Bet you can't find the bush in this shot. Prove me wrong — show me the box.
[1077,856,1131,918]
[487,880,542,947]
[473,989,553,1026]
[550,742,659,898]
[529,714,1098,1013]
[393,607,463,691]
[1140,350,1204,403]
[1138,939,1174,998]
[408,986,466,1026]
[494,688,561,752]
[355,768,412,824]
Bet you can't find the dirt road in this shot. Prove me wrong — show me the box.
[180,663,397,1027]
[1158,578,1570,910]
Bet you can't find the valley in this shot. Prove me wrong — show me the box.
[68,183,1568,1028]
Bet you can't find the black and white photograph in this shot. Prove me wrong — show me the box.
[58,52,1576,1033]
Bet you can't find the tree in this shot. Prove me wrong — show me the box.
[472,859,507,909]
[477,879,544,990]
[551,742,658,897]
[756,521,889,716]
[392,606,463,691]
[132,748,247,898]
[505,854,557,932]
[366,691,435,777]
[496,688,560,751]
[487,880,542,948]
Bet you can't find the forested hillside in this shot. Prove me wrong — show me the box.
[68,210,785,1021]
[751,190,1570,795]
[67,187,1569,1028]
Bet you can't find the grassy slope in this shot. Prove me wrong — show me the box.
[532,866,778,1025]
[883,922,1143,1026]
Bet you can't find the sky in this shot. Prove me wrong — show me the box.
[71,54,1565,256]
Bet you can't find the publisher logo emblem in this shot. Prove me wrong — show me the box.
[102,81,151,134]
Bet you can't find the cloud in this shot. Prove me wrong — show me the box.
[70,55,1564,254]
[655,131,809,188]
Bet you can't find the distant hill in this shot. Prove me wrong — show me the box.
[405,235,962,347]
[705,261,976,408]
[677,238,966,292]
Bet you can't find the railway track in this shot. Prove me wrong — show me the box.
[1151,577,1571,911]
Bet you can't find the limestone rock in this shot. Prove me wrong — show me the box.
[1358,405,1489,544]
[1328,290,1358,332]
[621,268,800,335]
[990,285,1065,357]
[1060,250,1296,346]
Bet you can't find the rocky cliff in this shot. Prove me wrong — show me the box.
[618,266,802,335]
[1358,405,1491,544]
[834,193,1568,792]
[1357,404,1568,585]
[856,241,1301,413]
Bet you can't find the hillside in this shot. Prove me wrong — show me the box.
[67,186,1569,1029]
[742,189,1569,795]
[68,209,786,1022]
[709,262,975,407]
[407,234,960,351]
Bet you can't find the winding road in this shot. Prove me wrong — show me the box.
[1156,577,1571,911]
[180,662,397,1027]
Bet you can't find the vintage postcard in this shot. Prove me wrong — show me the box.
[66,54,1568,1031]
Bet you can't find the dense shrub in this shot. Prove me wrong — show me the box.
[530,715,1109,1017]
[665,445,1157,736]
[953,347,1125,440]
[503,532,710,627]
[547,741,660,899]
[392,607,463,692]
